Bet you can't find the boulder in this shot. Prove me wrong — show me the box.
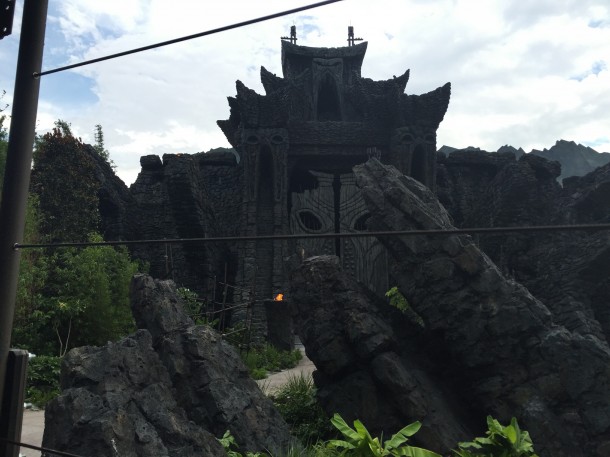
[351,158,610,457]
[290,255,476,453]
[43,330,226,457]
[43,274,293,456]
[284,158,610,456]
[129,274,292,453]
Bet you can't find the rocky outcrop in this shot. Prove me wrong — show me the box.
[352,158,610,457]
[129,274,292,453]
[289,158,610,457]
[43,330,226,457]
[438,150,610,347]
[43,274,293,456]
[290,256,476,453]
[85,144,136,242]
[128,152,238,296]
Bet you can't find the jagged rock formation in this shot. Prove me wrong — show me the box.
[531,140,610,181]
[442,140,610,183]
[289,159,610,457]
[86,144,136,242]
[43,274,293,456]
[290,256,476,453]
[43,330,226,457]
[129,274,292,453]
[128,151,240,298]
[437,151,610,347]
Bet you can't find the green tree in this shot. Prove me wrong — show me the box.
[11,194,52,354]
[11,119,144,356]
[53,119,72,136]
[12,234,142,356]
[31,126,100,242]
[93,124,116,170]
[43,234,140,353]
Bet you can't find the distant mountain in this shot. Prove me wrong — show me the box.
[441,140,610,182]
[529,140,610,181]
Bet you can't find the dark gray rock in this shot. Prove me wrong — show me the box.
[289,255,475,454]
[129,274,292,454]
[42,330,226,457]
[351,158,610,457]
[437,148,610,349]
[43,275,293,456]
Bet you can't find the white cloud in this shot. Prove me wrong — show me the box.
[2,0,609,185]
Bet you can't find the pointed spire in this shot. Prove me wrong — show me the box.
[281,25,297,44]
[347,26,363,46]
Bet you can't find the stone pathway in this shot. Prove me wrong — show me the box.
[256,351,315,394]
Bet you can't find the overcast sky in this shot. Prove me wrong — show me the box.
[1,0,609,186]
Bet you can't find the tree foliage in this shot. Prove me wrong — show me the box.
[11,119,144,357]
[31,127,100,242]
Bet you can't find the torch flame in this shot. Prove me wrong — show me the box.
[274,293,284,301]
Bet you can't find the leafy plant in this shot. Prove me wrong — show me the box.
[454,416,539,457]
[385,287,424,328]
[177,287,219,327]
[218,430,265,457]
[26,355,61,407]
[327,413,441,457]
[385,287,409,313]
[271,373,333,445]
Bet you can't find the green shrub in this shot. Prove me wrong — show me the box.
[241,344,302,378]
[26,355,61,407]
[251,367,268,380]
[271,373,333,446]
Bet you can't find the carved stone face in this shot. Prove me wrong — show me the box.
[241,128,288,148]
[391,126,436,147]
[312,58,344,121]
[390,126,437,189]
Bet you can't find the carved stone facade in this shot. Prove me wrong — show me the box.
[218,38,451,308]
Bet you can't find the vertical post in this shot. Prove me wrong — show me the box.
[0,350,28,457]
[0,0,48,446]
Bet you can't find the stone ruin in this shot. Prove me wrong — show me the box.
[99,33,451,341]
[48,31,610,457]
[45,157,610,456]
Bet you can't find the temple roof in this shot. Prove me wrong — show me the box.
[218,39,451,150]
[281,40,367,80]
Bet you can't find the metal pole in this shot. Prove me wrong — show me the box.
[0,0,48,436]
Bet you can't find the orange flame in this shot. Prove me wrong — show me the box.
[274,293,284,301]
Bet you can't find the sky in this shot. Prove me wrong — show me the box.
[1,0,609,186]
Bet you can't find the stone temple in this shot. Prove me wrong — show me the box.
[217,28,451,307]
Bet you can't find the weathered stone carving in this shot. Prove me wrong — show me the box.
[218,38,450,313]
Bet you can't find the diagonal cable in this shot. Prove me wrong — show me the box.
[0,437,85,457]
[34,0,344,77]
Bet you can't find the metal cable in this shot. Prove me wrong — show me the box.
[13,223,610,250]
[0,437,84,457]
[34,0,344,77]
